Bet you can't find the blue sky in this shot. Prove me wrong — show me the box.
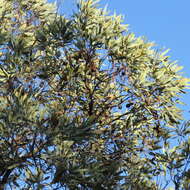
[49,0,190,119]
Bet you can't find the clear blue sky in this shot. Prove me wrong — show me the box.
[50,0,190,119]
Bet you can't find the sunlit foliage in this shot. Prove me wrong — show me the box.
[0,0,189,189]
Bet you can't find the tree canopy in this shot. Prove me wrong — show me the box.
[0,0,190,189]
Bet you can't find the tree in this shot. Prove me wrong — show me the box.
[0,0,189,189]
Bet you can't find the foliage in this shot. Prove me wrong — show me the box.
[0,0,189,189]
